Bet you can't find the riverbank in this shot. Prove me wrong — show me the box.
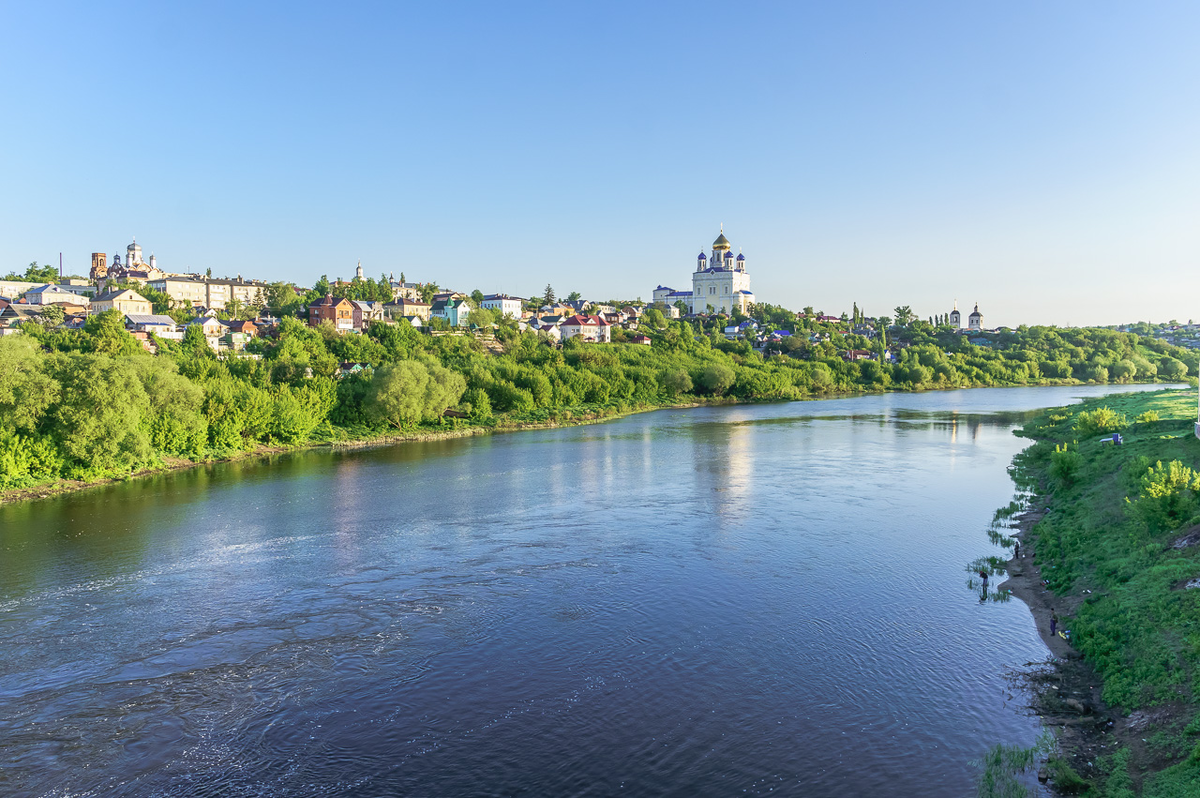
[3,381,1187,508]
[0,398,731,506]
[995,388,1200,796]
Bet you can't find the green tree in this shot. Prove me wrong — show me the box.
[14,262,59,283]
[52,354,153,477]
[0,336,60,434]
[34,304,65,328]
[893,306,915,327]
[468,307,496,329]
[542,284,556,306]
[698,363,735,395]
[132,358,208,455]
[83,310,144,357]
[567,291,582,302]
[267,282,303,316]
[367,360,466,428]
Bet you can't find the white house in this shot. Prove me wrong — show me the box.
[480,294,523,319]
[560,314,611,343]
[26,284,90,307]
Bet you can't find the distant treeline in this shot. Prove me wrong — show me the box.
[1,311,1196,492]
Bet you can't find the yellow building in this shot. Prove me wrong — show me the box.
[91,288,152,316]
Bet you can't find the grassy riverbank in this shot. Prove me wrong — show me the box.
[0,397,735,505]
[995,388,1200,796]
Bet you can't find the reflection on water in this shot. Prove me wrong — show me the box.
[0,384,1177,797]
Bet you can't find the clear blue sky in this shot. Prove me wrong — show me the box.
[3,1,1197,327]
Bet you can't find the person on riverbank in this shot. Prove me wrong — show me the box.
[979,570,989,585]
[1050,613,1058,637]
[1013,541,1020,559]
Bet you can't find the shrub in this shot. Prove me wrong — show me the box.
[1129,459,1200,531]
[1050,442,1083,487]
[1135,410,1161,423]
[1074,407,1126,436]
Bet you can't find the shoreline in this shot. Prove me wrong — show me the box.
[998,504,1119,786]
[2,380,1182,508]
[0,400,719,506]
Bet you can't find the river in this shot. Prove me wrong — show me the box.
[0,385,1173,796]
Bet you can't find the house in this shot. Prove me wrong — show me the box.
[337,361,373,378]
[383,297,431,321]
[124,314,178,334]
[630,334,652,346]
[724,320,758,339]
[843,349,874,361]
[308,294,355,331]
[388,280,423,301]
[0,305,42,328]
[188,315,225,337]
[431,296,471,327]
[398,315,424,330]
[223,319,259,337]
[26,284,91,308]
[528,316,563,341]
[350,300,384,331]
[480,294,523,319]
[560,314,611,343]
[91,288,152,316]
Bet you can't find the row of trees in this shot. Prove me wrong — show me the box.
[2,299,1197,492]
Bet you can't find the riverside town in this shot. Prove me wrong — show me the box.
[5,5,1200,797]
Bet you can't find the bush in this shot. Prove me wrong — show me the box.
[1129,459,1200,531]
[1050,442,1083,487]
[697,363,735,395]
[1074,407,1126,436]
[1135,410,1161,423]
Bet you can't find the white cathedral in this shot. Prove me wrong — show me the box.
[653,227,755,315]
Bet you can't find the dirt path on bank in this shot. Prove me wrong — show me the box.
[997,505,1155,789]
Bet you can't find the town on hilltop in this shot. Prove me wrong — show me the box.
[2,230,1011,361]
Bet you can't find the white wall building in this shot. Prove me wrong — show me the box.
[481,294,523,319]
[655,227,755,316]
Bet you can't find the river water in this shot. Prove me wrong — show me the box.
[0,385,1171,796]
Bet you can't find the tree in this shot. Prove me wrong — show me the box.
[641,308,665,329]
[83,310,144,357]
[542,284,556,307]
[468,307,496,329]
[267,282,302,316]
[13,262,59,283]
[662,368,692,396]
[367,360,466,428]
[567,291,582,302]
[52,354,153,477]
[0,336,59,435]
[139,285,174,314]
[698,363,735,395]
[471,289,485,306]
[893,306,915,327]
[35,304,65,328]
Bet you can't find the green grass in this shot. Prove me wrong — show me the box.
[1014,388,1200,795]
